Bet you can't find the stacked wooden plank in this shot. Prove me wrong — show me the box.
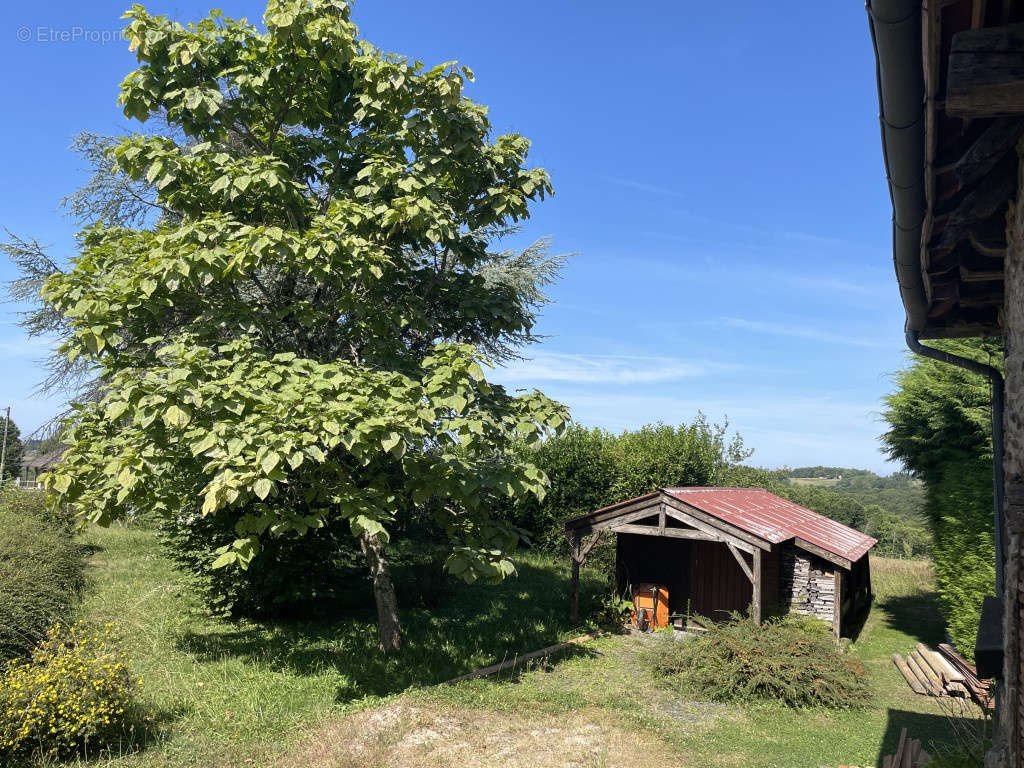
[892,642,992,706]
[892,643,970,698]
[938,642,993,707]
[880,728,929,768]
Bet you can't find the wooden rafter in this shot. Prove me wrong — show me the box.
[607,522,717,541]
[573,503,661,536]
[573,529,604,564]
[794,537,853,570]
[921,0,942,305]
[726,542,754,583]
[947,24,1024,117]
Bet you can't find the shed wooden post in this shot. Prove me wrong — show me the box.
[752,548,762,625]
[570,531,581,624]
[833,569,843,638]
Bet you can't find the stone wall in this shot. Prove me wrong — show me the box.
[779,544,835,624]
[988,142,1024,768]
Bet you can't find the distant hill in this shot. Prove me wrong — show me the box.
[786,467,924,520]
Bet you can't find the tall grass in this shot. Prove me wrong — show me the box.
[871,556,935,601]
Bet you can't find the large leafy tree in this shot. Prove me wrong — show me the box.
[42,0,567,651]
[881,337,1000,656]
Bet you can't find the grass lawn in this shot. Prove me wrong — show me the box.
[64,525,985,767]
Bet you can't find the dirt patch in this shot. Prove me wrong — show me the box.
[281,702,685,768]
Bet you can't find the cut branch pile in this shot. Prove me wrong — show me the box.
[891,642,991,707]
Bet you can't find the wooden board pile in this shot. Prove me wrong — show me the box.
[891,642,991,706]
[881,727,929,768]
[937,642,993,706]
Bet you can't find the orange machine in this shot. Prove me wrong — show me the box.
[631,583,669,631]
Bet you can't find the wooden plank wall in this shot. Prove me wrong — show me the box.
[689,539,753,620]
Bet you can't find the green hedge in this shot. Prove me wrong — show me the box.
[881,337,1000,658]
[0,488,85,663]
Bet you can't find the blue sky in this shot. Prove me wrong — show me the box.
[0,1,908,472]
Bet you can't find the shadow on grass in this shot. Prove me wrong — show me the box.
[876,588,946,647]
[461,642,603,685]
[175,558,605,704]
[877,707,988,766]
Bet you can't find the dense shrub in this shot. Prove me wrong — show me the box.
[0,486,75,533]
[0,622,140,761]
[881,337,1000,657]
[158,506,454,618]
[519,418,749,557]
[644,614,869,709]
[608,421,750,499]
[157,508,365,618]
[0,492,84,663]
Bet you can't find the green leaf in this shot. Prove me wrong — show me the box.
[191,432,218,456]
[105,401,130,421]
[211,551,237,569]
[260,451,281,474]
[381,431,402,453]
[253,478,273,500]
[162,404,191,429]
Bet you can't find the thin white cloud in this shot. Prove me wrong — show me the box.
[717,317,888,349]
[603,176,690,200]
[0,336,57,357]
[492,352,737,385]
[785,275,889,299]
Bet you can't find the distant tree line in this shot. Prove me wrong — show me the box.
[508,422,932,577]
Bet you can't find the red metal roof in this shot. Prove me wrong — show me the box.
[663,487,877,562]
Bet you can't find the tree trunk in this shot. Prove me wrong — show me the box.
[359,531,402,652]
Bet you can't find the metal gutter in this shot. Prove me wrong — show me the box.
[867,0,929,331]
[905,326,1006,593]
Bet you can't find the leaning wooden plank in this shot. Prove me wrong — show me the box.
[893,727,908,768]
[910,650,945,694]
[445,632,598,683]
[903,736,917,767]
[893,654,928,695]
[883,756,893,768]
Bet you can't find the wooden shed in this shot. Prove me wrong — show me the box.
[565,487,877,636]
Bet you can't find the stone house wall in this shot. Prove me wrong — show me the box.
[989,142,1024,768]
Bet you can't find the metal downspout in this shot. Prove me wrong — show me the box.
[905,327,1006,593]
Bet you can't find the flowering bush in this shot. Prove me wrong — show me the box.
[0,621,140,760]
